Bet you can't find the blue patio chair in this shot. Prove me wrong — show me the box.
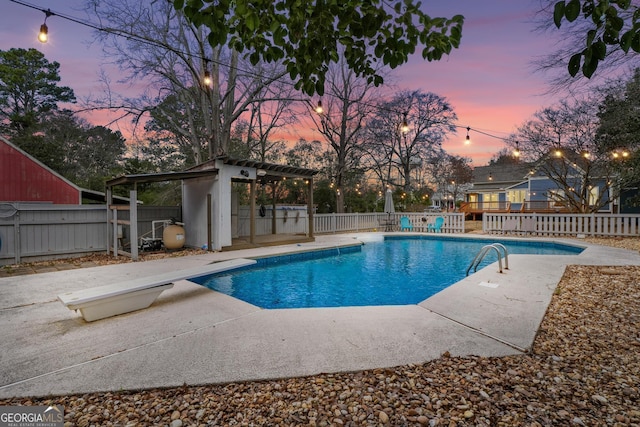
[399,216,413,231]
[427,216,444,233]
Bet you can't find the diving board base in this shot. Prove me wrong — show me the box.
[70,283,174,322]
[58,258,257,322]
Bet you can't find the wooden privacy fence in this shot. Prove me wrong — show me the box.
[0,203,181,265]
[483,213,640,237]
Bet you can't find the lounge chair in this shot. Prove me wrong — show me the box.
[427,216,444,233]
[399,216,413,231]
[521,217,537,235]
[502,219,519,234]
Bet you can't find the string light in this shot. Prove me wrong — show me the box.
[14,0,514,148]
[11,0,550,153]
[38,9,53,43]
[513,141,520,158]
[203,70,212,87]
[400,113,409,134]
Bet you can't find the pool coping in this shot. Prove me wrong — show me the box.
[1,232,638,398]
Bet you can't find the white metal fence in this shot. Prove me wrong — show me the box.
[483,213,640,237]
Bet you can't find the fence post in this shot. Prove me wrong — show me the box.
[13,208,21,264]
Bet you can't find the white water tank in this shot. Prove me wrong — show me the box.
[163,224,185,249]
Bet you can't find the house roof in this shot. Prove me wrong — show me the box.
[470,163,533,192]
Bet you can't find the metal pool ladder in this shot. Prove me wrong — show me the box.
[466,243,509,276]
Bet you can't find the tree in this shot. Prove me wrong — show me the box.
[595,68,640,153]
[424,153,472,210]
[11,110,126,191]
[595,68,640,207]
[174,0,464,96]
[549,0,640,80]
[512,98,620,212]
[305,59,381,213]
[232,80,300,163]
[0,48,75,132]
[489,148,521,166]
[363,90,457,194]
[86,0,294,160]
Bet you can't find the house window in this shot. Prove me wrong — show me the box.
[485,193,499,202]
[507,189,526,203]
[588,186,599,206]
[547,189,565,205]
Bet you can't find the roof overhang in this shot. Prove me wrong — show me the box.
[105,169,218,187]
[189,157,318,183]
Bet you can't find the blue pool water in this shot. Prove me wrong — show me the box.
[193,236,583,309]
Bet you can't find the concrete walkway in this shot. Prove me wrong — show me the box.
[1,233,638,398]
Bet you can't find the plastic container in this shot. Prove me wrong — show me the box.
[163,224,185,249]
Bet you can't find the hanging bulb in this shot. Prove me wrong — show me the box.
[38,9,53,43]
[554,149,562,158]
[38,23,48,43]
[513,141,520,158]
[488,173,493,181]
[464,127,471,145]
[401,115,409,134]
[203,70,212,86]
[315,100,323,114]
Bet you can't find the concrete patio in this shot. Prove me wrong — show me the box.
[1,233,638,399]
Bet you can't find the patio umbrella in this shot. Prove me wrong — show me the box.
[384,189,395,216]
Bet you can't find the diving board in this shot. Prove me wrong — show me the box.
[58,258,257,322]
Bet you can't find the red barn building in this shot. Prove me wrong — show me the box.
[0,136,82,204]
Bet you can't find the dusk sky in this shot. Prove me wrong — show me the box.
[1,0,573,165]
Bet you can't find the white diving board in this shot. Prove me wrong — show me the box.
[58,258,257,322]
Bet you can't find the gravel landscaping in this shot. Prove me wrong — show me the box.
[1,237,639,426]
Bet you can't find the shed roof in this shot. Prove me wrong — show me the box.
[106,156,319,188]
[105,170,218,187]
[190,156,318,182]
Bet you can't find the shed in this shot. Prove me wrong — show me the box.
[0,135,82,204]
[106,156,318,259]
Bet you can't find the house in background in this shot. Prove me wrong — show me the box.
[462,159,619,219]
[462,163,532,219]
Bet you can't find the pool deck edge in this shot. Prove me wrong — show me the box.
[0,233,638,399]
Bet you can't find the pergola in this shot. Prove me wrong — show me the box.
[106,157,318,260]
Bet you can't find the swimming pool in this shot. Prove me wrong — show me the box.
[193,236,584,309]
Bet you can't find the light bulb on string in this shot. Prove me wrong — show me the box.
[513,141,520,158]
[38,9,54,43]
[464,127,470,145]
[315,100,323,115]
[400,113,409,134]
[203,70,212,87]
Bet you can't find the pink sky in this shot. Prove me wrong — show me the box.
[1,0,570,165]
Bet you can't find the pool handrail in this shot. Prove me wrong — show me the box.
[466,243,509,276]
